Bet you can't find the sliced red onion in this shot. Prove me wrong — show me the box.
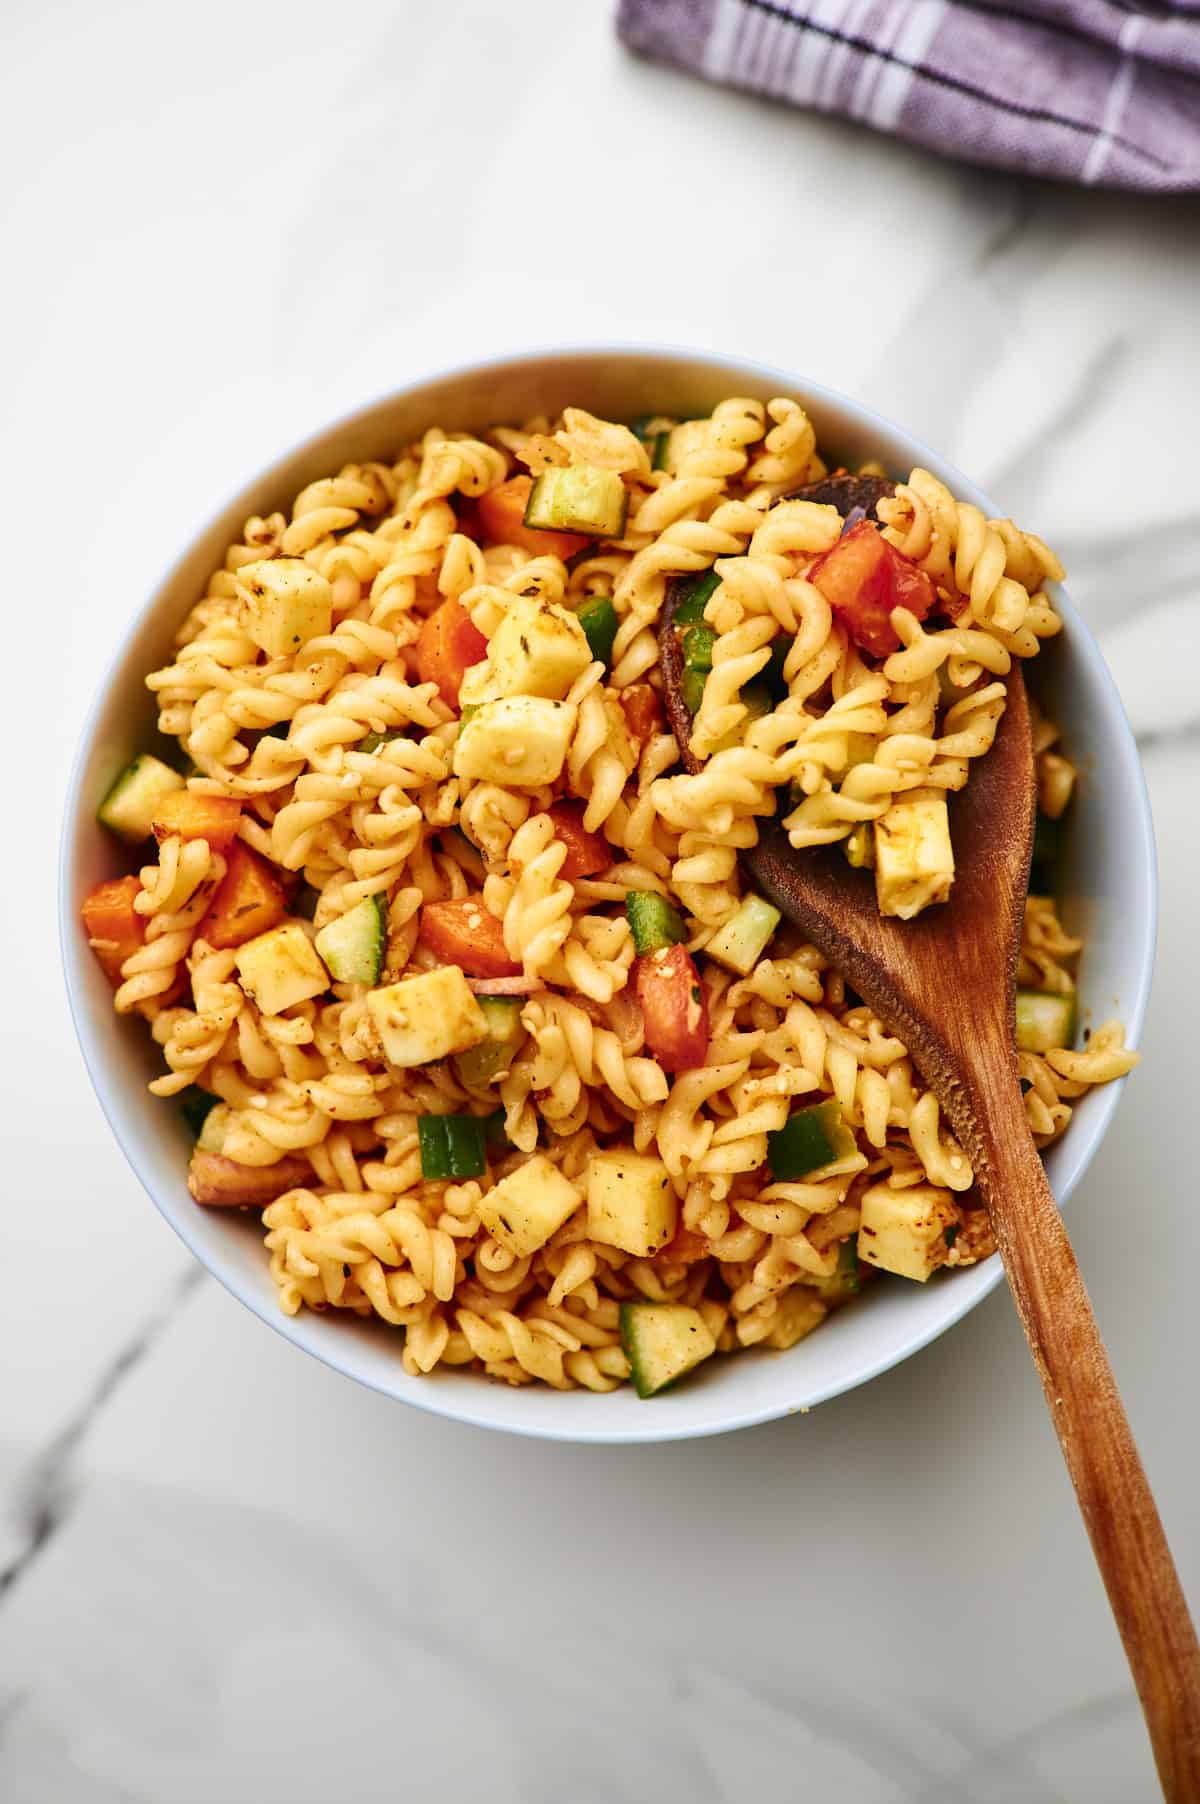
[840,506,867,537]
[468,975,536,995]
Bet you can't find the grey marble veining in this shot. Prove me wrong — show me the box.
[4,1,1198,1798]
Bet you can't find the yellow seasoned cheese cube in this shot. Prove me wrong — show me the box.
[857,1180,959,1282]
[235,922,330,1015]
[478,1155,582,1258]
[239,557,333,659]
[874,789,954,920]
[585,1149,676,1257]
[485,595,592,700]
[452,695,576,787]
[366,966,488,1068]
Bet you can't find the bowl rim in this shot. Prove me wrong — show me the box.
[59,343,1158,1443]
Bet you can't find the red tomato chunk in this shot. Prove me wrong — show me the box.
[418,898,520,978]
[635,944,710,1074]
[618,683,663,751]
[808,521,936,659]
[476,475,589,561]
[416,598,488,710]
[546,802,610,879]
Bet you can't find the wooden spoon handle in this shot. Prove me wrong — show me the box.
[974,1084,1200,1799]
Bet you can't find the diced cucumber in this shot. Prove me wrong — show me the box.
[180,1087,219,1139]
[620,1302,717,1398]
[764,1287,828,1350]
[524,464,628,539]
[625,891,687,955]
[313,894,387,985]
[577,595,619,666]
[1016,989,1076,1053]
[682,623,716,675]
[454,996,524,1088]
[673,569,722,625]
[681,666,708,716]
[845,823,875,869]
[98,755,184,843]
[418,1113,488,1181]
[768,1099,857,1180]
[705,894,781,975]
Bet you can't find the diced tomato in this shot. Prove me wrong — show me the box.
[201,842,287,949]
[546,802,610,879]
[476,475,590,560]
[152,790,242,853]
[808,521,936,659]
[661,1223,710,1264]
[418,897,520,978]
[618,683,663,750]
[634,944,710,1074]
[416,598,489,710]
[82,874,146,984]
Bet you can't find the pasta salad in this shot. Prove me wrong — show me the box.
[81,398,1137,1396]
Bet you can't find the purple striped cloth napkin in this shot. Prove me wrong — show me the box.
[617,0,1200,191]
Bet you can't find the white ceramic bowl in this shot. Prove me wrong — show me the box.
[60,347,1157,1443]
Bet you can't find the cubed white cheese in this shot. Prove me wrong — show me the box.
[453,695,576,787]
[586,1149,676,1257]
[874,790,954,920]
[857,1181,959,1282]
[366,966,488,1067]
[477,1155,582,1258]
[485,595,592,700]
[235,922,330,1015]
[239,557,333,659]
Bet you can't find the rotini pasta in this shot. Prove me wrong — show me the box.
[81,397,1137,1397]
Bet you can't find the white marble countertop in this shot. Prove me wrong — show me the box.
[3,2,1197,1798]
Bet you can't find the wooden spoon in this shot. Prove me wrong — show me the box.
[659,556,1200,1800]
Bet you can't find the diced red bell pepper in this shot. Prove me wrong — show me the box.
[635,944,710,1074]
[152,790,242,853]
[546,802,610,879]
[618,683,663,751]
[476,475,590,560]
[81,874,146,985]
[416,598,489,710]
[201,843,288,949]
[418,897,520,978]
[808,521,936,659]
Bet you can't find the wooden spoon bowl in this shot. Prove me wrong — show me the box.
[659,545,1200,1799]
